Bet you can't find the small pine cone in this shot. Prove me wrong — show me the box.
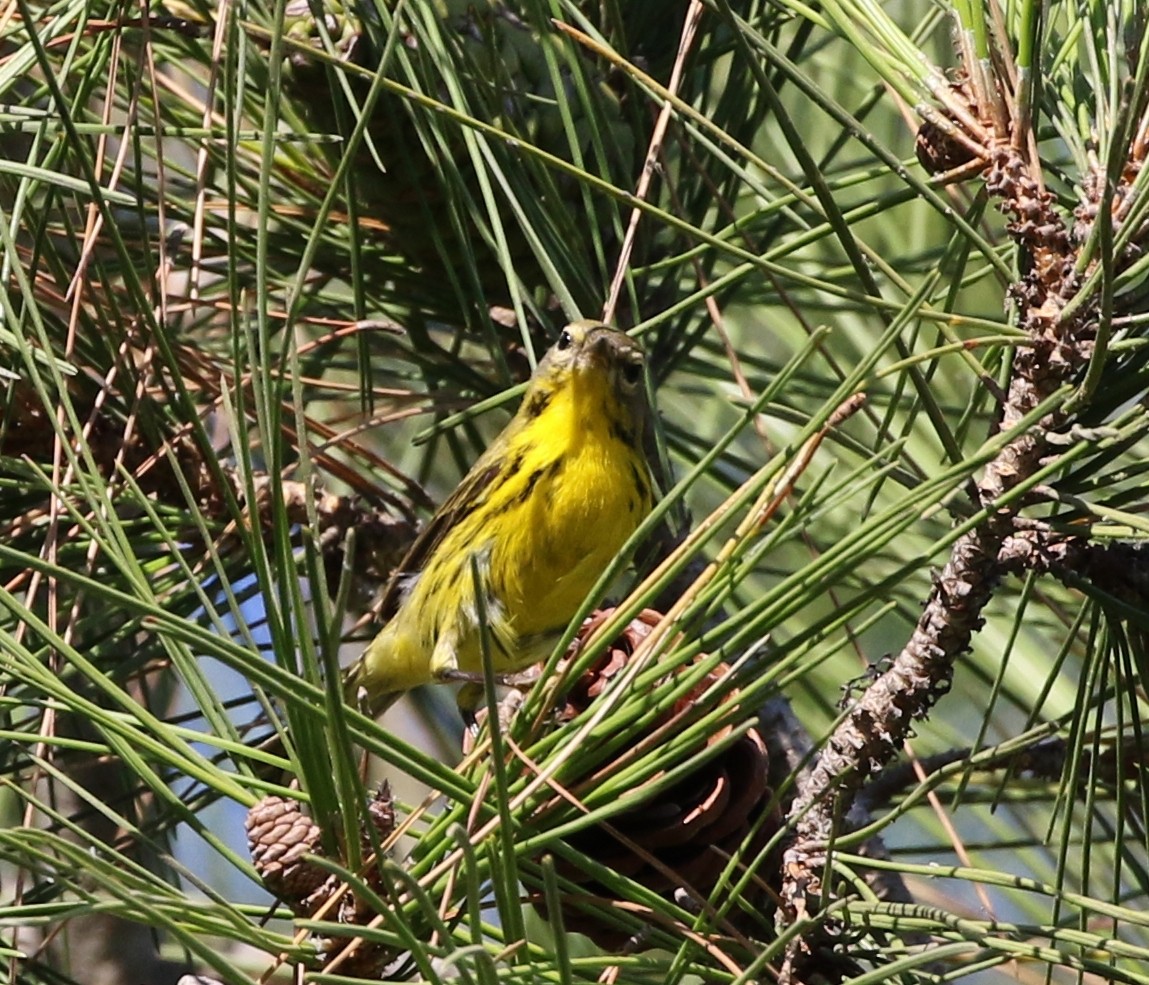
[365,784,397,846]
[283,485,416,609]
[246,785,397,905]
[474,608,783,949]
[246,794,329,906]
[915,118,978,177]
[247,787,400,976]
[326,783,401,977]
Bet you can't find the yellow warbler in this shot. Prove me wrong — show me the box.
[344,320,654,717]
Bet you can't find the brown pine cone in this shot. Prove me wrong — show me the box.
[245,794,329,904]
[474,608,783,949]
[915,117,979,176]
[246,786,399,977]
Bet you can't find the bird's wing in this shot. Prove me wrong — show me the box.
[372,455,505,622]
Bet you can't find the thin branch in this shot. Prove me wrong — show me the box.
[776,130,1104,985]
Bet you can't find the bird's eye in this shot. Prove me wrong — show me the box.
[621,360,643,386]
[556,329,573,351]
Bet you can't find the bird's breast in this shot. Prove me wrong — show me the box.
[490,425,648,639]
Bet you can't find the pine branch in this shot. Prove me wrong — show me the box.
[775,48,1144,981]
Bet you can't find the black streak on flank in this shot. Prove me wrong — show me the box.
[511,457,566,508]
[629,461,651,506]
[524,388,552,419]
[609,417,636,448]
[517,467,547,505]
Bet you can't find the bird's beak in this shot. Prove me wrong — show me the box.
[581,331,613,370]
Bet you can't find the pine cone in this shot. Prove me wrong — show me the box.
[246,786,399,977]
[245,794,329,903]
[474,608,783,949]
[915,117,979,176]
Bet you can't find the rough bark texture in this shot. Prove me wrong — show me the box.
[777,135,1109,982]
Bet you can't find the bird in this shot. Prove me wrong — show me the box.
[342,319,654,719]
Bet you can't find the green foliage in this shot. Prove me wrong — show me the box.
[2,0,1149,982]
